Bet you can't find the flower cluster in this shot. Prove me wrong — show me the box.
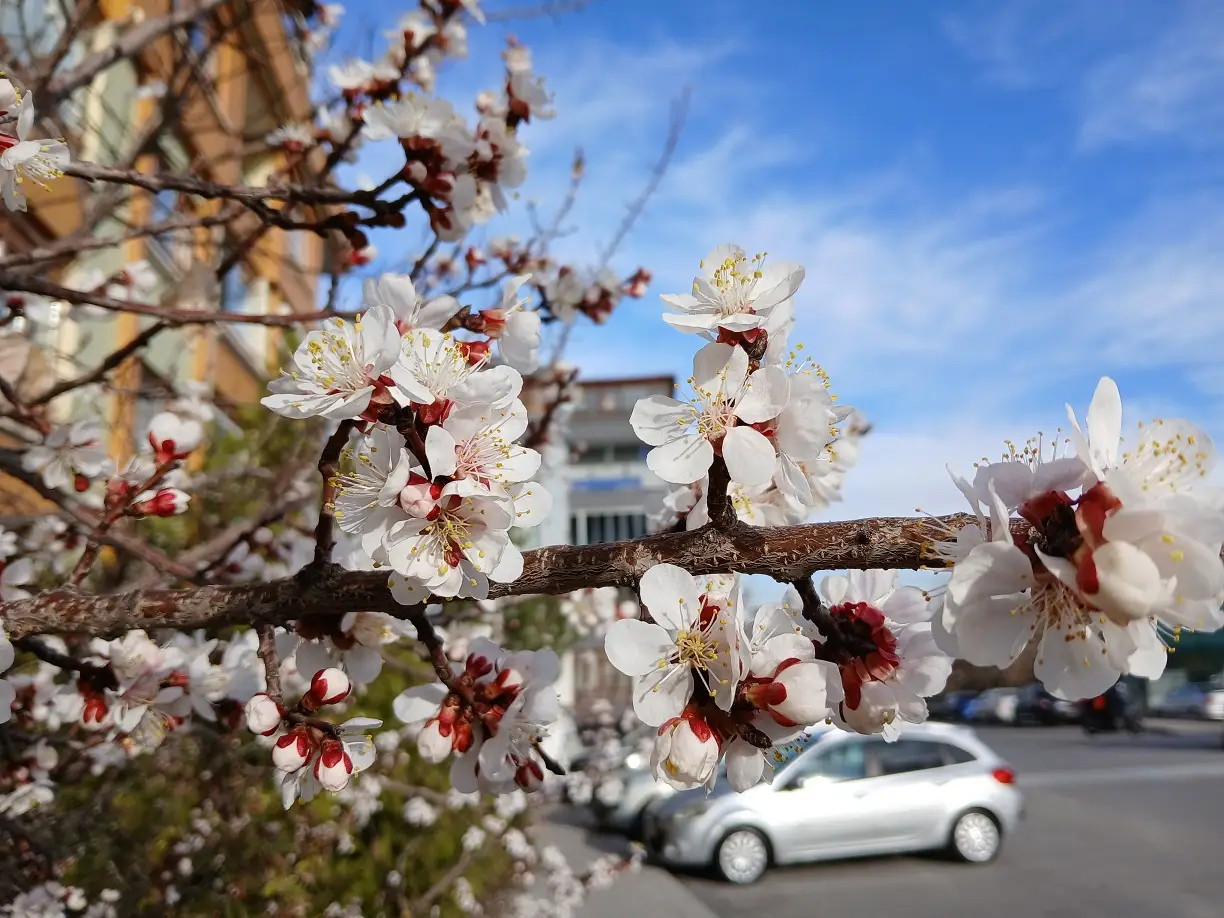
[933,377,1224,699]
[393,638,561,795]
[0,74,70,212]
[248,668,382,807]
[264,275,552,604]
[603,564,951,792]
[633,245,863,531]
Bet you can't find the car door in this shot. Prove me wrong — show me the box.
[755,739,874,862]
[848,739,956,852]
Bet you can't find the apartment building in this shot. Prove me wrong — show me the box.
[1,0,327,462]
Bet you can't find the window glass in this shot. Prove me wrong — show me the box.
[782,741,866,787]
[870,740,947,776]
[939,743,976,766]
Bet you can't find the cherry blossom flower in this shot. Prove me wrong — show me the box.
[651,707,720,791]
[424,399,541,493]
[21,420,109,492]
[362,271,459,332]
[603,564,748,725]
[630,343,789,487]
[262,306,404,421]
[0,92,70,212]
[334,426,424,556]
[661,244,803,339]
[814,570,951,738]
[264,123,315,152]
[935,484,1164,700]
[383,478,516,601]
[146,411,203,464]
[391,328,523,422]
[480,275,540,372]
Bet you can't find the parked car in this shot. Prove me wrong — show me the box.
[1015,683,1078,725]
[1155,683,1209,718]
[928,690,979,722]
[595,728,828,837]
[965,688,1020,725]
[1204,689,1224,721]
[1080,680,1143,734]
[641,722,1022,884]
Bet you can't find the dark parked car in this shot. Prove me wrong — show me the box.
[928,690,979,722]
[1080,680,1143,734]
[1015,684,1078,725]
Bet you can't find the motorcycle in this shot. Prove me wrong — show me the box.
[1080,681,1143,734]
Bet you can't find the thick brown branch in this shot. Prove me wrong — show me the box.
[0,514,982,640]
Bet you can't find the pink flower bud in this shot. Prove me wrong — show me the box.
[272,728,314,772]
[244,693,283,736]
[651,712,720,791]
[310,668,351,706]
[479,308,507,338]
[131,488,190,517]
[147,411,203,463]
[314,739,354,792]
[417,718,453,763]
[515,759,545,792]
[398,475,441,520]
[757,659,840,727]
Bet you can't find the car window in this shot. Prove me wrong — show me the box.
[781,741,866,788]
[938,742,976,765]
[868,739,947,776]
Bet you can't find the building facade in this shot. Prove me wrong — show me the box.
[1,0,326,468]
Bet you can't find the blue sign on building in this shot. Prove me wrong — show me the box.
[571,477,640,492]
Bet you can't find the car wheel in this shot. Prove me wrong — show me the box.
[715,829,770,884]
[948,810,1001,864]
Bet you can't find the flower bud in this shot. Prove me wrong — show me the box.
[491,665,524,695]
[272,727,314,772]
[310,668,351,706]
[515,759,545,792]
[403,160,429,185]
[398,475,441,520]
[147,411,203,463]
[651,712,720,791]
[417,717,453,763]
[752,659,840,728]
[457,339,492,366]
[244,693,283,736]
[131,487,190,517]
[314,739,354,792]
[479,308,506,339]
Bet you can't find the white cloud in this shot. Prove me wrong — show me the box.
[1078,0,1224,149]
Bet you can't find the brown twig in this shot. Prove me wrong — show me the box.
[258,626,283,704]
[312,421,356,567]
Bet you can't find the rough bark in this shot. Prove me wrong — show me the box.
[0,513,982,640]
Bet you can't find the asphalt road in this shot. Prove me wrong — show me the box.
[675,723,1224,918]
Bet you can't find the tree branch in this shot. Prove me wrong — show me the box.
[0,513,985,640]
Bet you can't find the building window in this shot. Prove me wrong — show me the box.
[574,513,648,545]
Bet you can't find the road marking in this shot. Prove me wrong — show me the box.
[1020,761,1224,788]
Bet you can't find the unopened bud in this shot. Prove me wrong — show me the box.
[314,739,354,792]
[131,487,190,517]
[272,727,315,773]
[417,718,453,763]
[147,411,203,463]
[310,668,352,706]
[398,475,441,520]
[478,308,506,339]
[244,693,283,736]
[515,759,545,792]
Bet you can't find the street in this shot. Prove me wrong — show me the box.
[548,723,1224,918]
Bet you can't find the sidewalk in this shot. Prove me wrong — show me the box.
[535,807,718,918]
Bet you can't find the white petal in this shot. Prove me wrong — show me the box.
[604,620,674,677]
[735,366,789,424]
[692,342,738,391]
[631,666,693,726]
[722,426,776,487]
[647,436,714,485]
[1085,376,1122,472]
[639,563,701,631]
[946,594,1037,667]
[630,396,691,447]
[880,586,931,625]
[425,426,457,478]
[393,683,447,723]
[1035,624,1120,701]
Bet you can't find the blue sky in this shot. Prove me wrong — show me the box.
[334,0,1224,524]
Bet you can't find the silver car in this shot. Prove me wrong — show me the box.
[641,722,1023,884]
